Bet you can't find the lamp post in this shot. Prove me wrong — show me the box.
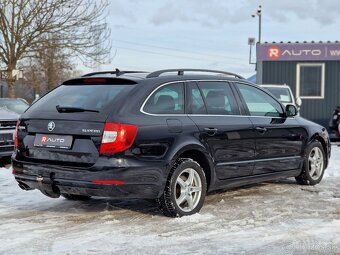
[252,5,262,43]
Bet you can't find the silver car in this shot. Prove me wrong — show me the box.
[0,108,19,158]
[259,84,302,111]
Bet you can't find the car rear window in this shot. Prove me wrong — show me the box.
[29,84,135,113]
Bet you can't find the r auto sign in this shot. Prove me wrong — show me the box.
[257,43,340,61]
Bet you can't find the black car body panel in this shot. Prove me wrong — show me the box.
[12,71,331,200]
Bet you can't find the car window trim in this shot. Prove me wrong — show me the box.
[141,81,185,115]
[232,81,287,118]
[141,80,247,116]
[140,80,291,118]
[196,80,241,116]
[186,81,208,115]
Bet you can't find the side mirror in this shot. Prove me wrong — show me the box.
[296,97,302,107]
[286,104,298,117]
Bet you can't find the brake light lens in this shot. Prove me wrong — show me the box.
[100,122,138,154]
[14,120,20,148]
[83,78,107,84]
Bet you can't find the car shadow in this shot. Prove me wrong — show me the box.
[207,177,296,195]
[69,197,162,216]
[12,177,299,217]
[34,195,164,217]
[0,156,11,168]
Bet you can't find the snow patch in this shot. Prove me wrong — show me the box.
[0,144,339,254]
[324,145,340,177]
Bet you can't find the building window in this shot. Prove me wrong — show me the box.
[296,63,325,99]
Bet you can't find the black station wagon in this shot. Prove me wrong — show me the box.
[12,69,331,217]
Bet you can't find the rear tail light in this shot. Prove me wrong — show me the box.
[14,120,20,148]
[99,122,138,154]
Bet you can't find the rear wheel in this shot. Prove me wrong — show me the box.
[158,158,207,217]
[61,193,91,200]
[295,141,326,185]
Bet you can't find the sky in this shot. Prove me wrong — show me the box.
[87,0,340,78]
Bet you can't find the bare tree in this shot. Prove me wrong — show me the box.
[22,44,77,101]
[0,0,111,98]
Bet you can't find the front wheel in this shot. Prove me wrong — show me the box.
[158,158,207,217]
[295,141,326,185]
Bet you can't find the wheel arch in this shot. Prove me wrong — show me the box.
[309,133,329,167]
[168,144,215,191]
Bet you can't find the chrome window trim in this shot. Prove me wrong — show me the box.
[233,81,286,117]
[140,79,294,119]
[140,80,186,116]
[140,80,245,116]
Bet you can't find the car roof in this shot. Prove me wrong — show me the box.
[64,69,248,85]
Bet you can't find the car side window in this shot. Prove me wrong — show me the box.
[197,81,239,115]
[237,83,283,117]
[189,82,207,114]
[143,83,184,114]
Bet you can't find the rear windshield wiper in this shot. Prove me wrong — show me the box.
[56,105,99,113]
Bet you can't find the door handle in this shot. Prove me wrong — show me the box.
[255,127,268,133]
[204,127,218,136]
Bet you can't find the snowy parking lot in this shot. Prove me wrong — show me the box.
[0,146,339,255]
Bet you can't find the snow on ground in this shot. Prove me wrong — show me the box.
[0,146,339,255]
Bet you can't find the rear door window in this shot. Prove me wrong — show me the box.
[189,82,206,114]
[197,81,240,115]
[143,83,184,114]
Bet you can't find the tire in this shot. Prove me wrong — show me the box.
[61,193,91,200]
[157,158,207,217]
[295,140,326,185]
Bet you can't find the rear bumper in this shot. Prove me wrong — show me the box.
[12,157,168,199]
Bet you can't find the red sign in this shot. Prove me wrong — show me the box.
[257,43,340,61]
[41,136,47,144]
[267,46,281,60]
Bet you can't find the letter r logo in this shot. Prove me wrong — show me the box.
[267,46,281,60]
[41,136,47,144]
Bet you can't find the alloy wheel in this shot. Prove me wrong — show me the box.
[175,168,202,212]
[308,147,324,180]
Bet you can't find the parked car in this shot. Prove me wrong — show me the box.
[329,105,340,141]
[0,98,29,114]
[259,84,302,110]
[0,108,19,158]
[12,69,331,217]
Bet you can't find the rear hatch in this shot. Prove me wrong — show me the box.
[16,77,136,167]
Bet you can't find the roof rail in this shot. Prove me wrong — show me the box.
[82,68,147,77]
[146,69,244,79]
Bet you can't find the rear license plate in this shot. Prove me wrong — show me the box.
[34,134,73,149]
